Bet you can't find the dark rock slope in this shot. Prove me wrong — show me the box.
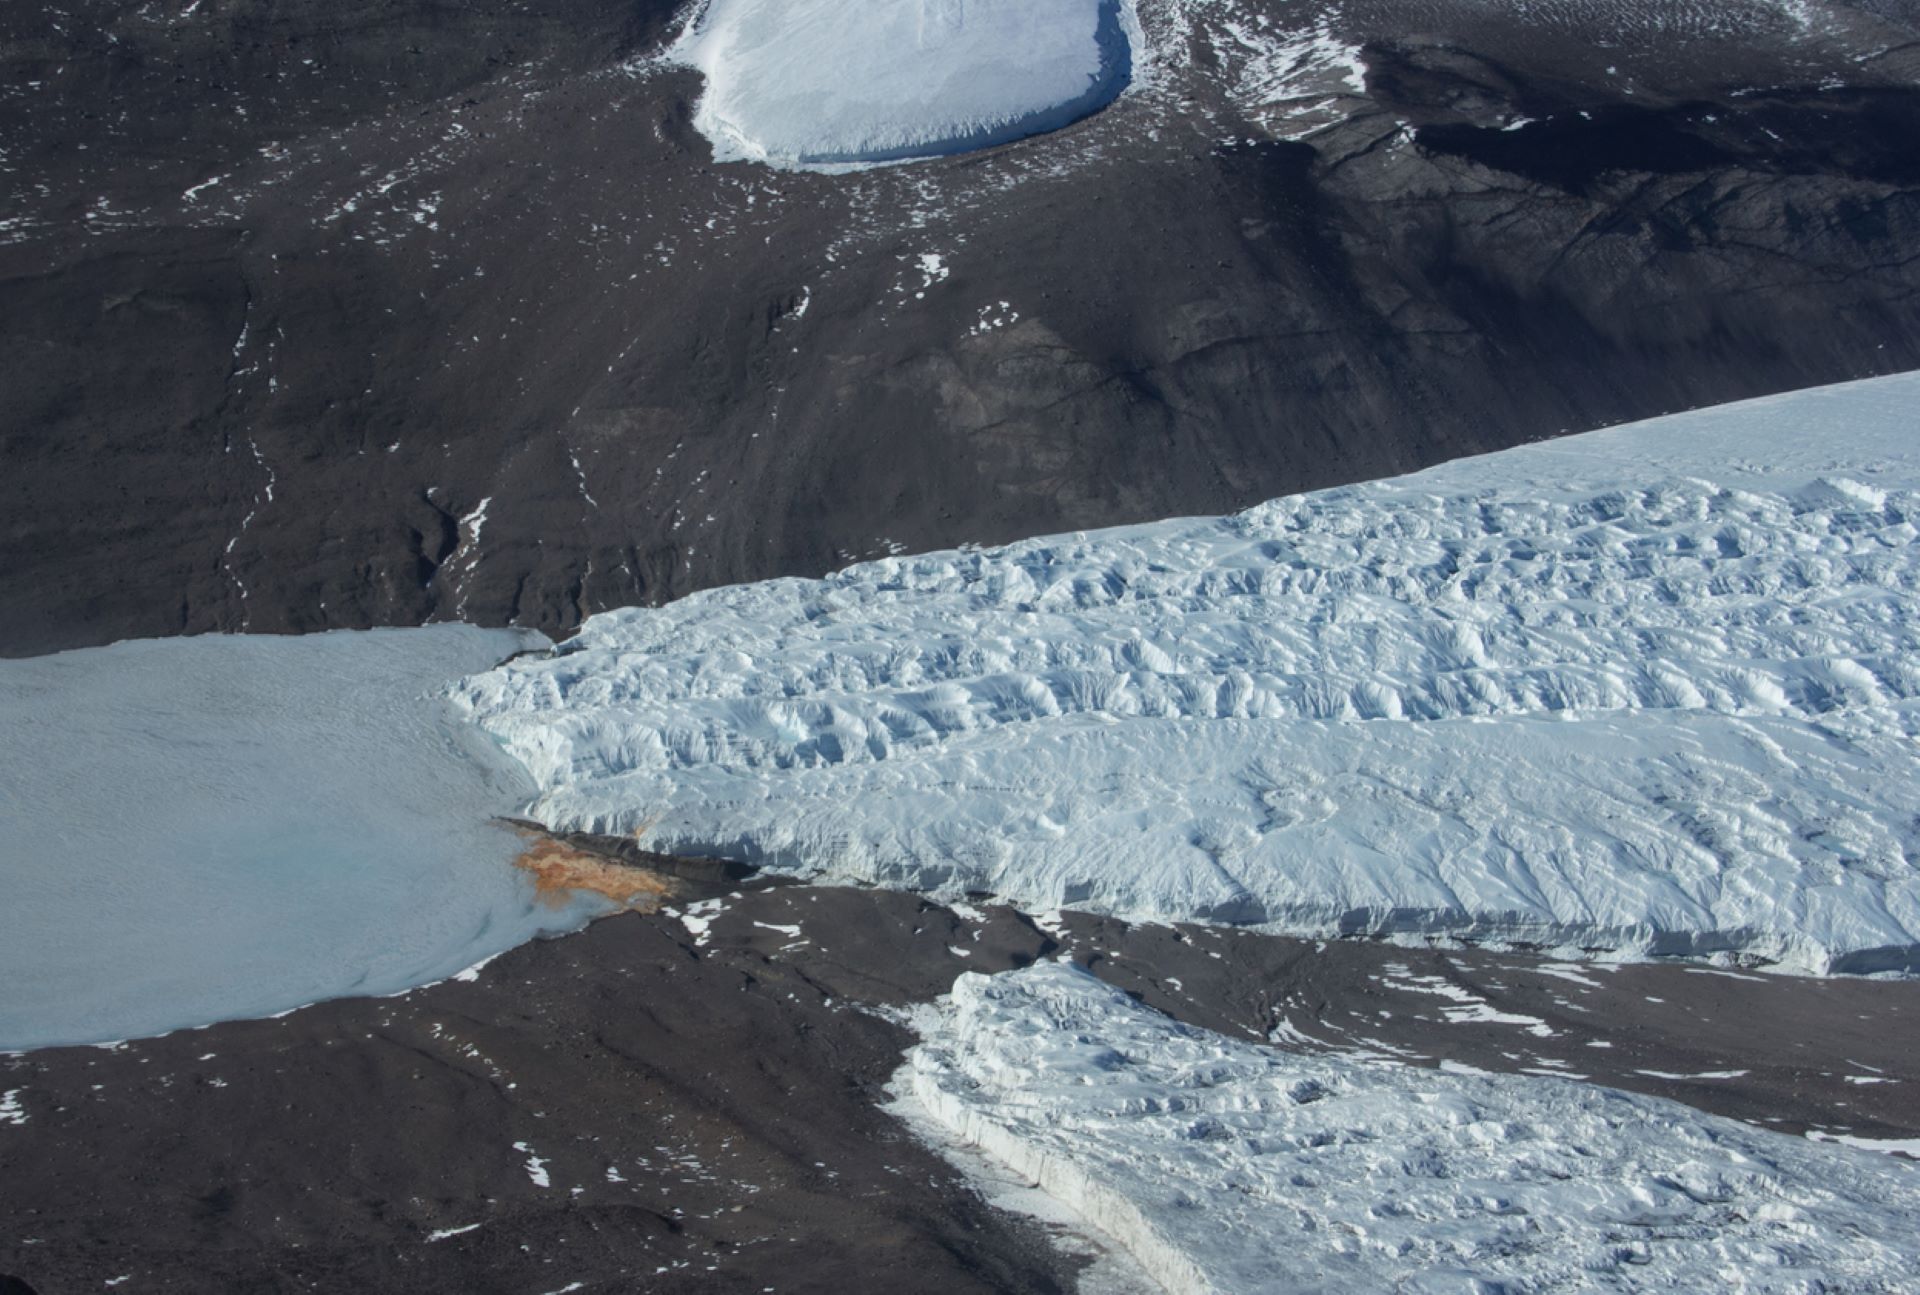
[2,885,1913,1292]
[5,0,1919,654]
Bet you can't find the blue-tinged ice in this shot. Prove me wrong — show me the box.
[0,626,601,1052]
[456,373,1920,974]
[674,0,1137,167]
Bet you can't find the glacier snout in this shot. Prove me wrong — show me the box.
[676,0,1135,166]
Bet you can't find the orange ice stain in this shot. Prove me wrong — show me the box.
[511,833,678,912]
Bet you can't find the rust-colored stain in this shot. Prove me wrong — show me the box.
[512,833,678,912]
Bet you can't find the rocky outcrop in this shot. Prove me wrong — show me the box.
[4,0,1919,653]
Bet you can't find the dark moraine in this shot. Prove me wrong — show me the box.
[6,0,1920,654]
[3,885,1913,1293]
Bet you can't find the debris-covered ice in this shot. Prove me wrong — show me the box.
[675,0,1136,166]
[455,373,1920,973]
[896,961,1920,1294]
[0,626,603,1051]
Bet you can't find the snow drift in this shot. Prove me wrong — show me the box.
[897,960,1920,1294]
[674,0,1135,166]
[454,373,1920,972]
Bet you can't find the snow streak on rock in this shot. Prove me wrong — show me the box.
[675,0,1136,166]
[1192,0,1368,139]
[455,374,1920,972]
[898,961,1920,1295]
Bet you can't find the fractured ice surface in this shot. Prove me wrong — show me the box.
[897,961,1920,1294]
[675,0,1135,166]
[0,626,600,1051]
[456,373,1920,971]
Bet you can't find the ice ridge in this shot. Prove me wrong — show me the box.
[897,961,1920,1294]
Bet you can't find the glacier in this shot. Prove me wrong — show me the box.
[0,626,602,1052]
[453,372,1920,973]
[674,0,1136,166]
[896,960,1920,1294]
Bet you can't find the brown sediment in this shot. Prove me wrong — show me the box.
[510,832,679,911]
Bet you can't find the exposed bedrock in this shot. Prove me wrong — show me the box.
[4,0,1920,652]
[1,888,1914,1291]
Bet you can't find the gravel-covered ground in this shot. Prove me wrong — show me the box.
[4,880,1912,1293]
[7,0,1920,654]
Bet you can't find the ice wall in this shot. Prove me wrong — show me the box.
[455,373,1920,972]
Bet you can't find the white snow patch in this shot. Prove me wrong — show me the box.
[181,173,225,204]
[1031,911,1072,942]
[459,497,493,548]
[674,0,1137,166]
[0,1090,24,1126]
[970,300,1020,335]
[1268,1017,1318,1049]
[454,372,1920,974]
[1807,1130,1920,1157]
[1382,970,1552,1033]
[514,1141,551,1188]
[427,1222,483,1242]
[1436,1001,1556,1037]
[672,897,730,947]
[898,962,1920,1294]
[452,951,504,983]
[1534,963,1604,988]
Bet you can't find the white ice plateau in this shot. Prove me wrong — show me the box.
[674,0,1136,165]
[0,626,601,1051]
[898,961,1920,1294]
[455,372,1920,974]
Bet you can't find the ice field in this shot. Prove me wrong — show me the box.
[457,373,1920,973]
[674,0,1135,165]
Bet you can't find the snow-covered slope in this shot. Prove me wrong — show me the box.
[454,373,1920,972]
[674,0,1135,165]
[896,961,1920,1294]
[0,626,600,1051]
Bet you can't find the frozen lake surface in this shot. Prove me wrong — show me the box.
[0,626,601,1051]
[676,0,1135,166]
